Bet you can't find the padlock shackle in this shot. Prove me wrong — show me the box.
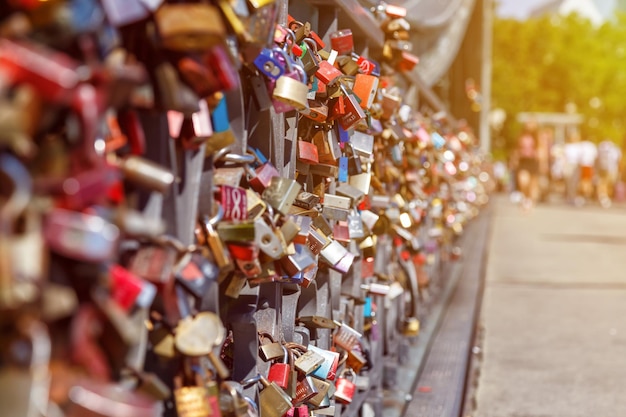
[302,38,317,53]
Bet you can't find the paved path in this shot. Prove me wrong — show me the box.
[472,196,626,417]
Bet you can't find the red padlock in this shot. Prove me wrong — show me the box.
[352,74,379,110]
[286,405,309,417]
[329,29,354,55]
[267,346,291,390]
[315,61,342,85]
[338,93,366,131]
[109,264,143,311]
[218,185,248,221]
[248,161,280,193]
[334,369,356,404]
[297,140,320,165]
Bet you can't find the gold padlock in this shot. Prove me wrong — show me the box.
[155,3,226,51]
[273,75,309,111]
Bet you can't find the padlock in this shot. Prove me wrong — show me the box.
[228,242,263,278]
[356,55,381,76]
[241,374,292,417]
[271,50,309,112]
[218,185,248,221]
[100,0,152,27]
[333,323,362,351]
[383,17,411,34]
[280,217,303,245]
[396,51,420,72]
[290,21,311,43]
[301,100,329,123]
[154,3,226,51]
[350,131,375,157]
[334,369,356,404]
[279,244,317,278]
[259,333,285,361]
[254,216,284,259]
[297,139,320,164]
[114,155,176,194]
[338,92,366,131]
[348,213,366,239]
[128,244,178,285]
[294,375,319,405]
[286,405,310,417]
[323,193,352,210]
[322,205,349,222]
[337,55,359,76]
[44,208,120,263]
[218,380,250,417]
[216,0,256,47]
[333,251,355,273]
[300,38,321,77]
[248,70,273,111]
[248,160,280,193]
[262,176,302,214]
[307,378,331,408]
[242,0,279,43]
[178,45,239,97]
[352,74,379,110]
[109,264,156,312]
[384,4,408,18]
[154,61,201,115]
[254,48,286,80]
[174,377,213,417]
[346,349,368,374]
[175,254,219,310]
[315,60,342,85]
[202,213,234,278]
[329,29,354,55]
[293,348,325,375]
[293,192,320,210]
[207,94,237,155]
[267,346,291,390]
[308,345,340,381]
[0,154,45,311]
[0,84,40,158]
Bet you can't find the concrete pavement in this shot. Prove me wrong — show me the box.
[470,196,626,417]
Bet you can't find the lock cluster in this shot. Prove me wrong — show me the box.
[0,1,494,417]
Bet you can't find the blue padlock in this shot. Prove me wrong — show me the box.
[253,48,285,80]
[338,157,349,183]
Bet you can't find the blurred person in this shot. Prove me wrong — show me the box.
[511,125,539,210]
[550,141,566,193]
[578,138,597,203]
[563,133,582,205]
[596,139,621,207]
[537,127,553,202]
[493,160,509,192]
[615,139,626,202]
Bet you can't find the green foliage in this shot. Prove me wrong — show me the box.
[492,12,626,153]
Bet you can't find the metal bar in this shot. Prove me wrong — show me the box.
[479,0,493,154]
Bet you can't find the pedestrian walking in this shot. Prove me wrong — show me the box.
[578,138,598,203]
[511,125,539,210]
[596,139,621,207]
[563,133,582,205]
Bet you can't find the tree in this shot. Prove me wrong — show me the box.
[492,11,626,155]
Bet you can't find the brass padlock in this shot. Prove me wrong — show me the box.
[262,177,302,214]
[259,333,285,362]
[241,374,292,417]
[155,3,226,51]
[273,71,309,112]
